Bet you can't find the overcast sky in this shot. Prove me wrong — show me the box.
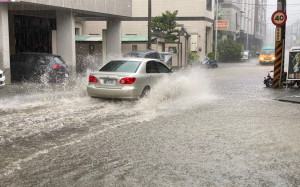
[267,0,300,26]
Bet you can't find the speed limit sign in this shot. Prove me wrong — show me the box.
[271,10,287,26]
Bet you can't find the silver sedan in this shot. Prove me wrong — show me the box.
[87,58,172,99]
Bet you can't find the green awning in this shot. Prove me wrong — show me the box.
[75,35,156,42]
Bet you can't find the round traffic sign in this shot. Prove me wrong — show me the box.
[271,10,287,26]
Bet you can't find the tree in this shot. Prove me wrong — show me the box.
[218,39,241,61]
[151,10,179,43]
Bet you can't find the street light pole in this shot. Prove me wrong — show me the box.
[214,0,218,61]
[147,0,152,50]
[246,17,249,50]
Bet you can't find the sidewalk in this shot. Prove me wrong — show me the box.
[276,86,300,104]
[278,95,300,104]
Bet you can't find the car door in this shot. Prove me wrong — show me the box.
[146,60,161,86]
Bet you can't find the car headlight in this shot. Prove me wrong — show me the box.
[260,57,264,60]
[272,57,276,60]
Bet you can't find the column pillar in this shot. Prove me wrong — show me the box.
[102,29,107,64]
[106,18,122,61]
[56,10,76,74]
[0,3,10,84]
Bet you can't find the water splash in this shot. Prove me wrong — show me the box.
[135,66,216,119]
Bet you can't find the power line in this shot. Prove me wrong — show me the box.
[223,2,300,7]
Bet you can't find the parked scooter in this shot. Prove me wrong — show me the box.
[264,70,300,88]
[263,70,273,87]
[202,57,218,69]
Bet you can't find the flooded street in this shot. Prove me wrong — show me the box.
[0,59,299,186]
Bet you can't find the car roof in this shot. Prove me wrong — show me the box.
[261,47,275,50]
[12,52,60,57]
[126,50,158,55]
[291,46,300,51]
[110,58,162,62]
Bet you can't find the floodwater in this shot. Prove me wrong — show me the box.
[0,60,299,186]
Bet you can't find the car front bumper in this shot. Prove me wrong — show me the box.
[87,84,144,99]
[259,59,275,64]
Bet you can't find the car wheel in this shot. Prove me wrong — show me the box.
[140,86,150,98]
[297,81,300,88]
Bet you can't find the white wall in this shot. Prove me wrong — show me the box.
[0,3,10,84]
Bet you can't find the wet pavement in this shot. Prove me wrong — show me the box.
[0,59,299,186]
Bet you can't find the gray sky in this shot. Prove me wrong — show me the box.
[265,0,300,47]
[267,0,300,26]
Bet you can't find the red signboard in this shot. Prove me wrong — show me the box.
[215,20,229,30]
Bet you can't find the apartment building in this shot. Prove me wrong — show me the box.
[220,0,266,51]
[0,0,131,83]
[82,0,216,65]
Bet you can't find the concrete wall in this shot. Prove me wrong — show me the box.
[106,18,122,60]
[17,0,132,17]
[82,21,106,35]
[82,0,214,62]
[0,3,10,84]
[122,43,147,54]
[124,0,214,61]
[131,0,213,17]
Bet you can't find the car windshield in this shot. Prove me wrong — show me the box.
[100,61,141,73]
[261,50,274,55]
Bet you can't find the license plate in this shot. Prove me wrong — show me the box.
[103,79,116,85]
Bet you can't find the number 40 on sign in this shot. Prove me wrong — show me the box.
[271,10,287,27]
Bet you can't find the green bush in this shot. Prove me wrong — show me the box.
[188,52,200,65]
[217,39,241,62]
[207,52,218,60]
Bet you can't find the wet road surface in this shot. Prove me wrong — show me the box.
[0,59,299,186]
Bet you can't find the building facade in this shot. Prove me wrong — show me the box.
[0,0,132,84]
[220,0,266,52]
[82,0,216,64]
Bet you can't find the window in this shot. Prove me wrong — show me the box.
[100,60,141,73]
[206,0,212,11]
[53,56,66,65]
[132,45,137,51]
[156,62,170,73]
[169,47,177,53]
[75,28,80,35]
[146,61,158,73]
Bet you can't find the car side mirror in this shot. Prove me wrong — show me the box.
[256,52,259,56]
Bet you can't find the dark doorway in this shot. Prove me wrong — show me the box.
[14,15,56,53]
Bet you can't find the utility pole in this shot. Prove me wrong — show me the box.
[147,0,152,50]
[272,0,286,88]
[214,0,218,61]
